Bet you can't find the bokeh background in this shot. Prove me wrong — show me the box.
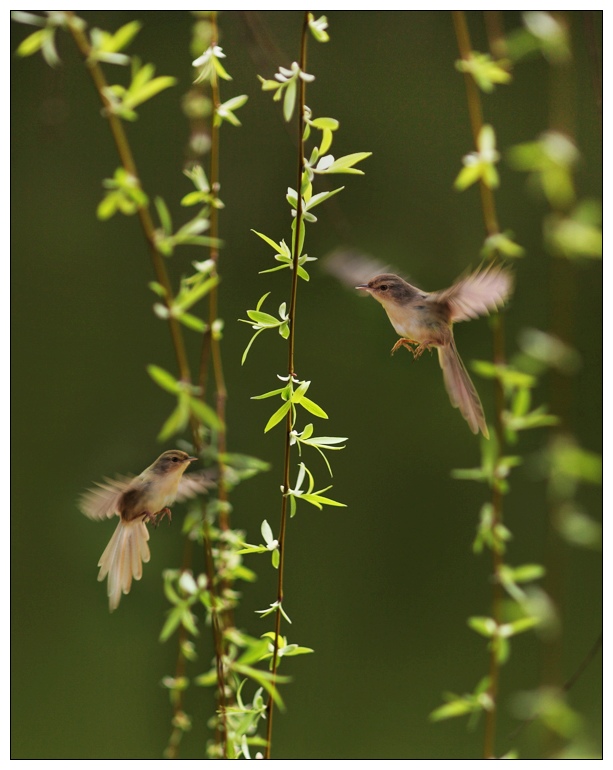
[11,11,602,759]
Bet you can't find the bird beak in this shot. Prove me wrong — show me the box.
[187,456,198,463]
[355,284,369,291]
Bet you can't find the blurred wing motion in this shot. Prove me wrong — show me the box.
[78,472,214,520]
[175,471,216,502]
[434,263,513,323]
[80,468,214,611]
[78,475,133,520]
[322,248,397,290]
[97,520,151,612]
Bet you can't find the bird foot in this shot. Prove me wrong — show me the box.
[412,342,433,360]
[142,507,172,528]
[390,338,418,356]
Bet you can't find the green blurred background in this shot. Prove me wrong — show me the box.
[11,11,601,759]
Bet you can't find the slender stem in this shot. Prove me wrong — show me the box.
[66,14,229,756]
[264,13,310,760]
[200,13,232,757]
[205,14,229,531]
[483,11,507,59]
[453,11,506,759]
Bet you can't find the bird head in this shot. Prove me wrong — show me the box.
[356,273,415,306]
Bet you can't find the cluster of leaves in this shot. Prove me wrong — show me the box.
[241,107,370,360]
[12,11,268,759]
[233,16,370,753]
[503,12,602,263]
[508,134,602,261]
[455,51,511,93]
[438,13,602,757]
[159,564,296,759]
[432,357,562,729]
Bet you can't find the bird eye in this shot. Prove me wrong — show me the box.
[380,284,388,291]
[172,456,180,463]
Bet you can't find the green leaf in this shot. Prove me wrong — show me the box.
[154,196,173,236]
[454,163,483,191]
[307,13,330,43]
[430,698,475,722]
[241,328,264,365]
[252,230,282,252]
[147,364,180,394]
[323,152,372,174]
[176,312,207,333]
[158,398,190,441]
[310,116,339,130]
[304,186,344,211]
[231,663,289,709]
[512,564,545,583]
[221,94,248,112]
[482,232,525,259]
[174,276,218,314]
[107,20,142,52]
[319,127,333,156]
[189,396,223,431]
[251,387,286,400]
[467,616,497,638]
[264,401,292,433]
[247,310,280,326]
[159,606,184,642]
[501,616,539,637]
[131,75,177,108]
[299,397,328,419]
[472,360,536,389]
[283,78,297,123]
[301,492,346,509]
[16,28,46,57]
[456,52,511,93]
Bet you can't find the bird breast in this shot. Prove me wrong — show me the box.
[381,298,451,346]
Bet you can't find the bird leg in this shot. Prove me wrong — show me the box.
[142,507,173,528]
[412,341,434,360]
[390,337,418,356]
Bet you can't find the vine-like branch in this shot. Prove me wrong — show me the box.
[264,12,310,760]
[452,10,506,759]
[66,13,229,757]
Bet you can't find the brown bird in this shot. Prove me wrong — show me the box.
[357,263,513,437]
[79,450,212,611]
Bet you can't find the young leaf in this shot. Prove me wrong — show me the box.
[147,364,180,394]
[264,401,292,433]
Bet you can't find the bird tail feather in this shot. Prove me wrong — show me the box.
[97,520,150,611]
[438,339,488,438]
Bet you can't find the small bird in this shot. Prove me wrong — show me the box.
[79,450,211,611]
[356,263,513,438]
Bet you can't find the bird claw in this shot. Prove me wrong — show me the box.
[412,342,433,360]
[390,338,433,360]
[142,507,172,528]
[391,338,418,356]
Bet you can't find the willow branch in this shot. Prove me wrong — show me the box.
[453,10,506,759]
[66,14,228,757]
[264,12,310,760]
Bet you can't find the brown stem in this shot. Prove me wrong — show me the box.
[264,12,310,759]
[453,11,506,759]
[66,14,229,756]
[484,11,507,59]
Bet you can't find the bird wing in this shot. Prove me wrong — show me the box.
[78,474,134,520]
[175,471,216,502]
[433,263,513,323]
